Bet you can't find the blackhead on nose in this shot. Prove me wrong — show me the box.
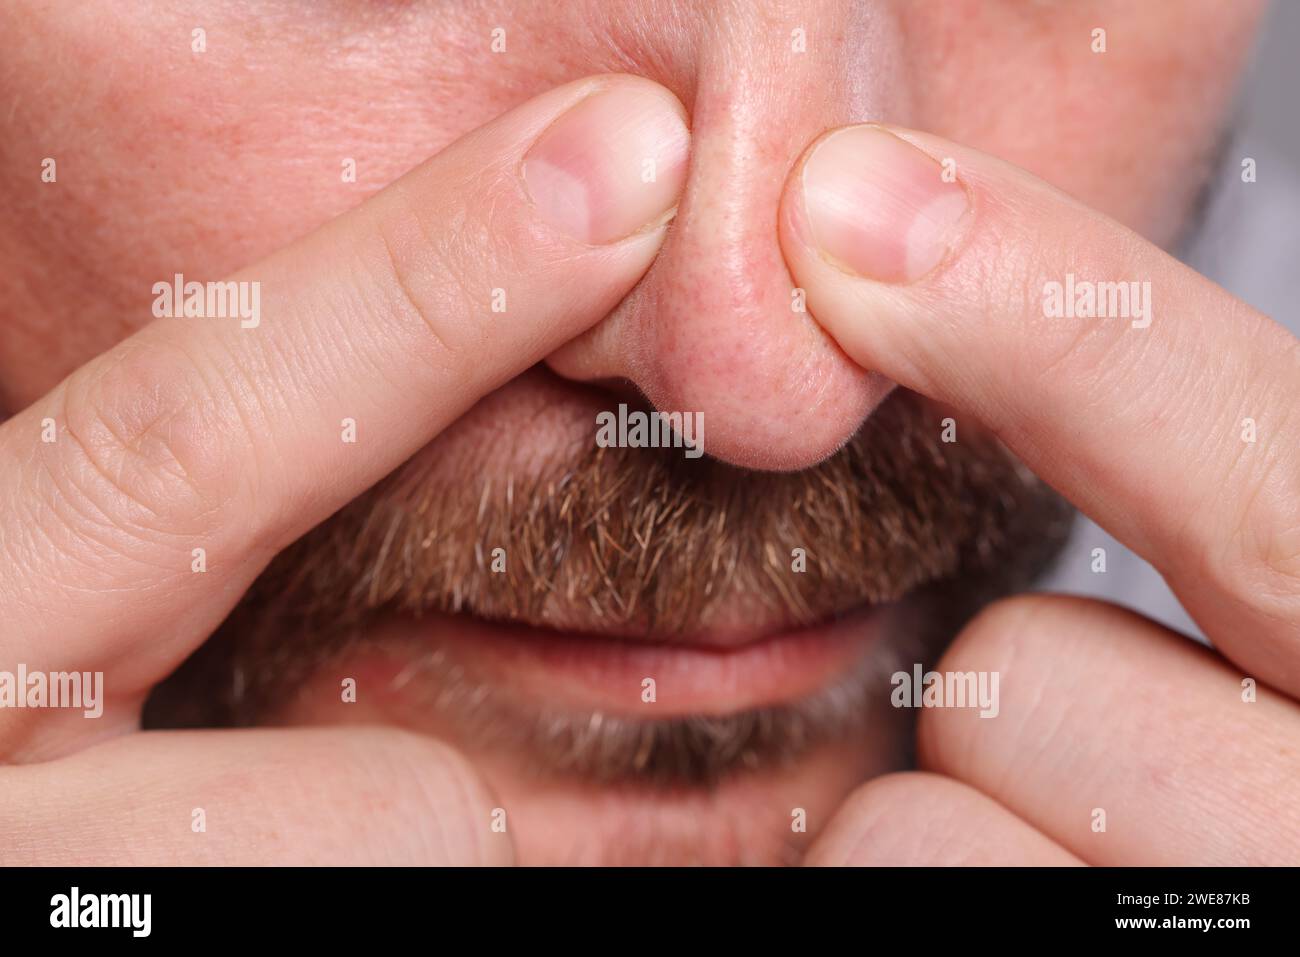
[546,3,909,470]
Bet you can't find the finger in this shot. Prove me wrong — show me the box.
[0,74,689,738]
[805,772,1082,866]
[0,726,511,865]
[778,123,1300,695]
[916,594,1300,865]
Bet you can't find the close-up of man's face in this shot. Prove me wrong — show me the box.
[3,0,1295,875]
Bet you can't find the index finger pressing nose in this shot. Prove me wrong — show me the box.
[0,74,690,746]
[779,123,1300,697]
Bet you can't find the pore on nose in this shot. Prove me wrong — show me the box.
[544,84,892,471]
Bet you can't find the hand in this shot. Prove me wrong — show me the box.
[0,75,688,864]
[787,124,1300,865]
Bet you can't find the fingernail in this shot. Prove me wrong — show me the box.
[523,84,690,245]
[800,125,968,283]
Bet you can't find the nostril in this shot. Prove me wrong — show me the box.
[546,240,894,471]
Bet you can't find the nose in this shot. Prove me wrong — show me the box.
[545,7,907,471]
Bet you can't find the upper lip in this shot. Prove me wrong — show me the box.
[469,593,872,649]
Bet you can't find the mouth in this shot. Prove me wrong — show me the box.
[351,601,888,721]
[249,596,900,793]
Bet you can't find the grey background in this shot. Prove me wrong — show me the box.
[1036,0,1300,637]
[1251,0,1300,169]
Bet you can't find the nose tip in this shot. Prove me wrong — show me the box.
[546,96,889,472]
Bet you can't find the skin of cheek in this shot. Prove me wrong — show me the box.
[0,9,504,407]
[0,0,1266,412]
[899,0,1268,243]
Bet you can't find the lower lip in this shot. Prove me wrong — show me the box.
[360,606,888,718]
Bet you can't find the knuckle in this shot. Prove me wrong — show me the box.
[965,216,1140,390]
[1198,338,1300,626]
[1212,455,1300,622]
[367,186,511,379]
[53,339,251,543]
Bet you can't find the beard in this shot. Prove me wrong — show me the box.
[145,387,1073,783]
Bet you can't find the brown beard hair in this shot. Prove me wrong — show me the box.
[145,388,1073,779]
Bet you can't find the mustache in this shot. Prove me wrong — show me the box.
[243,390,1063,636]
[147,389,1073,740]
